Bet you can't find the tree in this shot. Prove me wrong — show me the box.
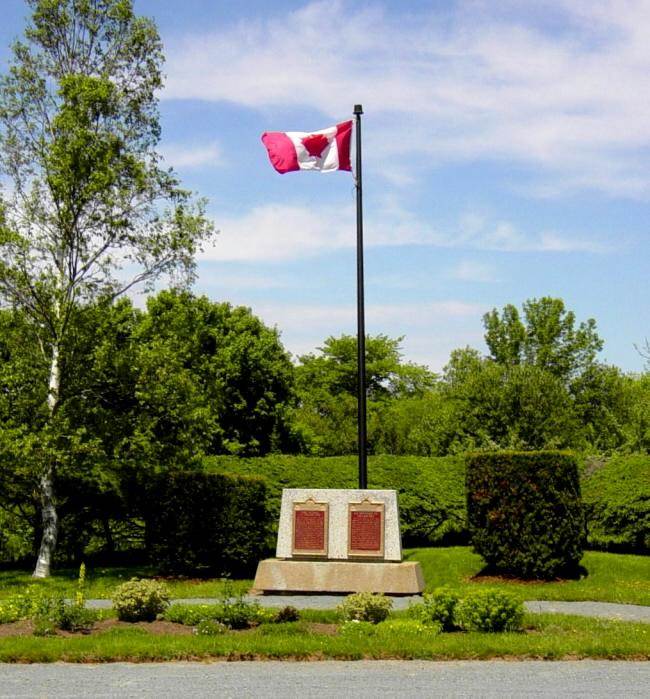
[0,1,213,576]
[294,334,436,455]
[439,348,582,451]
[484,297,603,381]
[130,291,296,460]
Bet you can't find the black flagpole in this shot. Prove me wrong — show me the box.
[354,104,367,490]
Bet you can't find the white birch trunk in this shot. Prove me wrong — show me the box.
[32,340,60,579]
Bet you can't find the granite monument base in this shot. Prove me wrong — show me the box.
[252,559,425,595]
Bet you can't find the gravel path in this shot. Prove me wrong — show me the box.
[86,596,650,622]
[524,600,650,623]
[1,660,649,698]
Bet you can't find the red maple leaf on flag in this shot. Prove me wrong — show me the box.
[301,133,330,158]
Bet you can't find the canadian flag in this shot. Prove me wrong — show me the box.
[261,120,353,174]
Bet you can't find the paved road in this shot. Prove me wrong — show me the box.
[86,596,650,623]
[1,660,649,698]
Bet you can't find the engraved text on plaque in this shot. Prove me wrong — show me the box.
[292,500,328,556]
[348,500,384,557]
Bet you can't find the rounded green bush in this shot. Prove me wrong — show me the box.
[337,592,393,624]
[112,578,170,622]
[408,587,459,631]
[454,589,524,632]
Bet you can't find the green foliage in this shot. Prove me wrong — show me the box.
[408,587,459,631]
[339,619,378,637]
[454,589,524,632]
[131,291,297,460]
[377,618,441,637]
[341,618,441,638]
[441,350,582,451]
[112,578,170,622]
[194,619,227,636]
[164,599,272,630]
[0,585,63,626]
[466,451,585,578]
[58,604,98,633]
[205,454,467,547]
[274,606,300,623]
[293,334,436,455]
[144,470,270,576]
[0,0,214,575]
[582,455,650,551]
[337,592,393,624]
[484,298,603,380]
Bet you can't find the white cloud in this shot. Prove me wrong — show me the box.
[201,203,355,262]
[163,0,650,197]
[201,201,612,262]
[160,142,222,169]
[451,260,500,283]
[250,299,487,370]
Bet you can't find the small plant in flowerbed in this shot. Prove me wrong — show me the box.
[193,619,228,636]
[408,587,459,631]
[337,592,393,624]
[454,589,524,632]
[0,564,99,636]
[408,587,524,633]
[164,581,276,631]
[112,578,170,622]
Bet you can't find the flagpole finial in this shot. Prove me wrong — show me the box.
[354,104,363,115]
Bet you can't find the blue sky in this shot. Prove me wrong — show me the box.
[1,1,648,372]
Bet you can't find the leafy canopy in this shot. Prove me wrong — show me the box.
[0,0,213,339]
[483,297,603,380]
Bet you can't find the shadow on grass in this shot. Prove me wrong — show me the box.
[471,563,589,584]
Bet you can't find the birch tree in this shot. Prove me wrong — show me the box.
[0,0,214,577]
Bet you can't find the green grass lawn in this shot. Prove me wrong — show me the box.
[1,547,648,605]
[0,566,248,601]
[0,614,647,662]
[406,548,650,605]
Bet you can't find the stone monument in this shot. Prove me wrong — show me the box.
[253,488,424,594]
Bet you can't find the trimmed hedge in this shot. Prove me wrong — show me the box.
[582,455,650,552]
[204,455,467,548]
[202,454,648,555]
[466,451,586,579]
[144,471,270,576]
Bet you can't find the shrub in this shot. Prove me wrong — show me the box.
[194,619,227,636]
[112,578,170,622]
[217,598,272,629]
[409,587,459,631]
[454,589,524,632]
[582,455,649,552]
[337,592,393,624]
[59,604,98,633]
[31,594,64,636]
[466,451,585,578]
[144,470,270,576]
[274,606,300,623]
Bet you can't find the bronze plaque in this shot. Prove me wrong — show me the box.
[292,500,328,557]
[348,500,384,558]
